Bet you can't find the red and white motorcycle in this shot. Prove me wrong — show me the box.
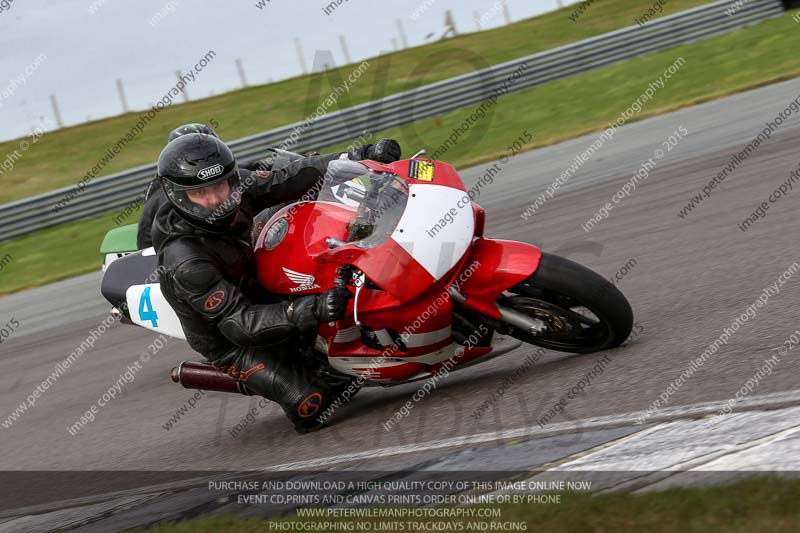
[101,153,633,395]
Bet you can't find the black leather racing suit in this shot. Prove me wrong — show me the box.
[151,153,346,429]
[137,179,164,249]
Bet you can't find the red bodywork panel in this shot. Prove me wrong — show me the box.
[254,202,344,296]
[456,238,542,319]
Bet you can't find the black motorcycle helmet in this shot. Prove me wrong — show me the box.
[167,123,219,143]
[157,133,242,232]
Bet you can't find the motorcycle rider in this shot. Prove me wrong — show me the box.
[137,123,307,248]
[152,133,401,433]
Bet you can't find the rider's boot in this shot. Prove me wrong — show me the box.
[299,349,362,405]
[327,376,362,405]
[216,348,334,434]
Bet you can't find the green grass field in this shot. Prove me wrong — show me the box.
[2,4,800,295]
[0,211,126,294]
[142,476,800,532]
[0,0,709,204]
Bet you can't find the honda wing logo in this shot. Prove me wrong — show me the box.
[198,164,224,180]
[282,267,321,292]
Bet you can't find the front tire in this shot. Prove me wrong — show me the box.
[499,253,633,353]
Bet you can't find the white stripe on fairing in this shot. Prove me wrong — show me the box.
[330,332,518,375]
[333,325,452,348]
[327,357,409,377]
[335,359,411,367]
[334,326,361,343]
[261,388,800,471]
[391,184,474,280]
[392,340,476,365]
[403,326,452,348]
[326,328,460,377]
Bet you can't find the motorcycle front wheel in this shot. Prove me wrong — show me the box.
[498,252,633,353]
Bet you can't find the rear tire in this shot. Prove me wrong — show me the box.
[500,253,633,353]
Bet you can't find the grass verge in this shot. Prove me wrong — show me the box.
[0,207,142,295]
[2,9,800,295]
[141,476,800,532]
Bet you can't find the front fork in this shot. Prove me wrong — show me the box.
[450,287,546,336]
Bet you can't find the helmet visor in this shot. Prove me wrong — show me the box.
[162,171,242,224]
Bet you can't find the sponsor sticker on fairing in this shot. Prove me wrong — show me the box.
[409,160,435,182]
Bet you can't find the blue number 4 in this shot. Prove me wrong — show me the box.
[139,286,159,327]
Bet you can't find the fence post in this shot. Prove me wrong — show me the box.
[176,71,189,102]
[116,79,129,113]
[339,35,352,65]
[502,2,512,24]
[445,10,458,36]
[235,59,248,88]
[396,19,409,49]
[295,38,308,74]
[49,95,63,128]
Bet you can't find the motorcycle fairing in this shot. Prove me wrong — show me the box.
[101,248,186,340]
[249,159,542,383]
[456,238,543,319]
[125,284,186,340]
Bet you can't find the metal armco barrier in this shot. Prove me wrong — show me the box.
[0,0,783,242]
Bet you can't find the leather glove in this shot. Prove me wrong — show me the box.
[286,287,352,331]
[286,297,318,332]
[367,139,401,163]
[314,286,352,322]
[350,139,402,164]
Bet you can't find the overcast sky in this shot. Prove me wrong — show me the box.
[0,0,578,141]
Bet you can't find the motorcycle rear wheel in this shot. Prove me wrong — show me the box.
[499,252,633,353]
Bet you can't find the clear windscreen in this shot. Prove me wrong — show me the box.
[317,160,409,249]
